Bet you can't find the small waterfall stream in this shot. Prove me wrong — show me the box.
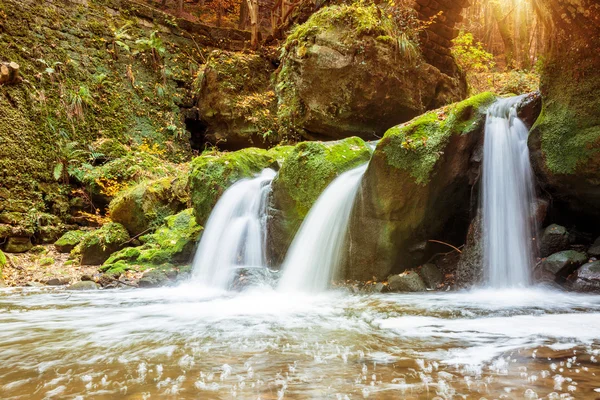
[191,169,275,289]
[278,164,368,292]
[482,96,536,287]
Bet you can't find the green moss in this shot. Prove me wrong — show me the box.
[102,208,202,271]
[78,222,130,265]
[109,172,189,235]
[272,137,371,232]
[189,148,276,224]
[0,250,6,271]
[382,92,496,184]
[55,230,88,252]
[39,257,55,266]
[531,57,600,174]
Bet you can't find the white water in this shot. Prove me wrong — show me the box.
[191,169,275,290]
[483,96,536,287]
[278,164,368,292]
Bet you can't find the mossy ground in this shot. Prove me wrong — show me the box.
[382,92,496,184]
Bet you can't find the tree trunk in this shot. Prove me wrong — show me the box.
[246,0,259,49]
[492,2,516,70]
[239,0,249,30]
[216,0,223,28]
[178,0,184,14]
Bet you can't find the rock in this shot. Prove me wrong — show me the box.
[39,257,54,266]
[55,230,88,253]
[539,224,570,258]
[0,249,6,270]
[275,3,466,141]
[418,264,444,289]
[78,223,130,265]
[102,209,203,271]
[456,214,484,286]
[534,250,588,284]
[189,147,279,225]
[388,271,427,292]
[569,261,600,293]
[344,93,497,280]
[4,237,32,253]
[109,174,189,236]
[268,137,372,264]
[588,237,600,258]
[68,281,99,290]
[195,50,278,150]
[45,277,69,286]
[138,269,171,288]
[80,274,93,281]
[26,282,45,287]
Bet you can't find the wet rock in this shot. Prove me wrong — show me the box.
[68,281,99,290]
[4,237,32,253]
[588,237,600,258]
[539,224,570,258]
[231,267,280,290]
[80,274,93,281]
[569,261,600,293]
[388,271,427,292]
[345,93,496,281]
[515,91,542,128]
[44,277,69,286]
[418,264,443,289]
[54,230,89,253]
[534,250,588,284]
[138,269,171,288]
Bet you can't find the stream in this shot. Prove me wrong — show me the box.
[1,286,600,399]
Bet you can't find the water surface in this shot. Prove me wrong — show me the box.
[1,286,600,399]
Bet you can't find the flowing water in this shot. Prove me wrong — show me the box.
[278,164,368,292]
[191,169,276,289]
[483,96,536,287]
[2,286,600,399]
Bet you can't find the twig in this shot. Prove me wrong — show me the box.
[121,227,153,245]
[427,240,463,254]
[105,276,138,288]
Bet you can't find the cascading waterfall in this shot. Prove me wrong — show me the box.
[191,168,275,289]
[278,164,368,292]
[482,96,536,287]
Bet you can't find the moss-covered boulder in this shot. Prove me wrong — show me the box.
[55,230,88,253]
[344,93,496,280]
[102,209,202,271]
[534,250,588,284]
[5,237,33,253]
[194,50,278,150]
[528,1,600,221]
[109,174,189,236]
[78,223,130,265]
[189,148,279,225]
[275,3,466,141]
[268,137,371,264]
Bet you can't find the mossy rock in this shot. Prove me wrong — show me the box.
[4,237,32,253]
[344,93,497,280]
[78,223,130,265]
[268,137,371,264]
[109,173,189,236]
[39,257,55,266]
[195,50,279,149]
[189,148,279,225]
[55,230,89,253]
[275,3,466,141]
[0,250,6,271]
[102,208,202,271]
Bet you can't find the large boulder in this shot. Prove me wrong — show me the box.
[194,50,278,150]
[344,93,496,280]
[534,250,588,284]
[54,230,88,253]
[109,174,189,236]
[528,0,600,221]
[78,223,130,265]
[569,261,600,293]
[274,3,466,142]
[388,271,427,292]
[267,137,372,264]
[538,224,570,258]
[189,148,281,225]
[588,237,600,258]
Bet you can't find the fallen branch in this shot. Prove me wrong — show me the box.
[427,240,463,254]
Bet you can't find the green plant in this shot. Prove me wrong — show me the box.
[451,31,495,74]
[135,31,166,68]
[53,141,87,184]
[67,85,93,121]
[110,22,133,60]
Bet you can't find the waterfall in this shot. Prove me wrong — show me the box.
[482,96,536,287]
[191,169,276,289]
[278,164,368,292]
